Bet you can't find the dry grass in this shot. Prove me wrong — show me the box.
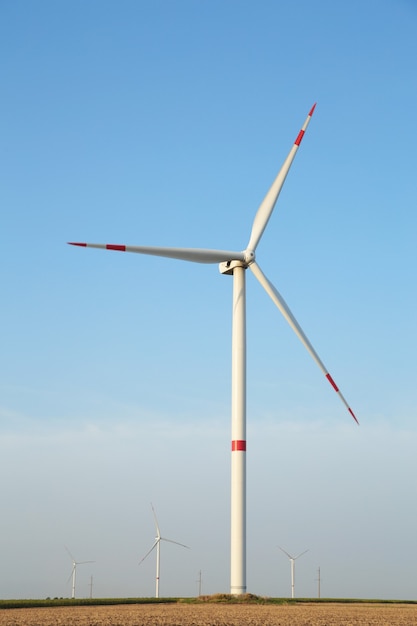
[1,602,417,626]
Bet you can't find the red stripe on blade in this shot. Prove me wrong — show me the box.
[309,103,317,117]
[106,244,126,251]
[231,440,246,451]
[326,373,339,392]
[349,408,360,425]
[68,242,86,247]
[295,130,305,146]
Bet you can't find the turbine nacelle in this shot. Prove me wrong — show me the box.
[219,249,256,275]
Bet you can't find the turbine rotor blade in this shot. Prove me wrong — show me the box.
[278,546,293,559]
[294,550,308,560]
[151,503,161,539]
[247,104,316,252]
[160,537,190,550]
[250,262,359,424]
[66,566,75,584]
[65,546,75,561]
[139,539,159,565]
[68,242,245,265]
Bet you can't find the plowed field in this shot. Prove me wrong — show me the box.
[1,603,417,626]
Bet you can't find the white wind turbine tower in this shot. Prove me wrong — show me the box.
[69,103,359,595]
[279,546,308,599]
[65,547,95,599]
[139,503,190,598]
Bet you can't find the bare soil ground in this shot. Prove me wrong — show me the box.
[1,603,417,626]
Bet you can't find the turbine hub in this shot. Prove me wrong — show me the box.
[243,249,255,265]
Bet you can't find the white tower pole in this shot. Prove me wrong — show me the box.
[290,558,295,599]
[230,263,247,595]
[71,563,76,599]
[155,539,160,598]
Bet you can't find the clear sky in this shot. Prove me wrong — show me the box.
[1,0,417,601]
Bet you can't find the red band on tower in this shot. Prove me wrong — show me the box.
[232,440,246,451]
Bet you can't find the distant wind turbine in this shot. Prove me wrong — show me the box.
[65,546,95,599]
[316,566,321,599]
[139,503,190,598]
[279,546,308,598]
[196,569,203,596]
[69,103,359,595]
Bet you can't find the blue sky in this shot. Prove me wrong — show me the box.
[1,0,417,600]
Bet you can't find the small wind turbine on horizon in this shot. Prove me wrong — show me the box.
[69,103,359,595]
[278,546,308,599]
[316,566,321,599]
[196,569,202,597]
[65,546,95,599]
[139,503,190,598]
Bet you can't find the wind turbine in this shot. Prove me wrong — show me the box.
[139,503,190,598]
[279,546,308,598]
[65,546,95,599]
[69,103,359,595]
